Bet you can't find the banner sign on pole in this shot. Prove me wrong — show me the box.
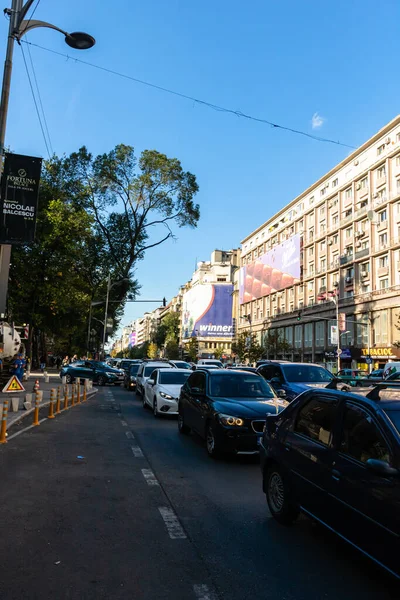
[338,313,346,332]
[331,325,338,346]
[0,153,42,244]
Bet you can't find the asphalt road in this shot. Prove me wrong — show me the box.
[0,385,398,600]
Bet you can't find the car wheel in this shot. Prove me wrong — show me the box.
[98,375,106,387]
[65,373,73,384]
[153,398,159,418]
[178,409,190,434]
[206,421,221,459]
[265,465,299,525]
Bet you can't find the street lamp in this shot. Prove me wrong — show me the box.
[0,0,95,317]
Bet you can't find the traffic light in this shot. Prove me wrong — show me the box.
[297,311,301,321]
[163,297,166,307]
[232,317,237,337]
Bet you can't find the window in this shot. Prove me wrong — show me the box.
[294,396,337,446]
[397,133,400,143]
[285,327,293,345]
[320,240,326,251]
[379,255,388,268]
[379,278,389,290]
[320,188,326,197]
[320,259,326,271]
[397,179,400,194]
[339,404,390,464]
[378,232,387,246]
[315,321,324,347]
[360,176,368,189]
[309,246,314,257]
[320,276,326,287]
[345,227,353,238]
[379,209,387,222]
[304,323,313,347]
[332,178,338,188]
[189,372,206,393]
[309,263,314,275]
[217,277,226,282]
[332,214,339,226]
[332,234,338,244]
[309,196,314,205]
[377,187,386,200]
[346,267,354,278]
[360,261,370,274]
[309,229,314,242]
[294,325,302,348]
[344,208,352,218]
[345,187,352,199]
[377,144,385,156]
[396,156,400,167]
[361,284,370,294]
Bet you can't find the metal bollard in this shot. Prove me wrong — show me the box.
[83,379,87,402]
[33,390,40,426]
[48,388,56,419]
[76,378,81,404]
[0,400,8,444]
[56,386,61,414]
[71,384,75,406]
[64,384,69,410]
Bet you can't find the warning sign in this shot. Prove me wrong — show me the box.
[2,375,25,393]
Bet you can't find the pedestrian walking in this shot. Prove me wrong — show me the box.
[12,353,26,382]
[56,356,62,370]
[71,354,78,363]
[62,355,70,367]
[40,355,46,373]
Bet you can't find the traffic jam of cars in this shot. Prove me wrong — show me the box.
[63,357,400,579]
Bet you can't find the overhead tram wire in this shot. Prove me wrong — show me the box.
[20,43,51,158]
[21,40,356,150]
[25,38,54,155]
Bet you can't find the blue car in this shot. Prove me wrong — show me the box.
[257,361,334,400]
[60,360,125,386]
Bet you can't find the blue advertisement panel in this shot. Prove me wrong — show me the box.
[182,284,233,338]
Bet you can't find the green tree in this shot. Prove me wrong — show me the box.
[185,337,199,361]
[213,348,224,360]
[148,342,158,359]
[165,340,179,359]
[262,330,293,358]
[231,330,263,364]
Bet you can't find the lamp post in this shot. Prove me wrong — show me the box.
[0,0,95,317]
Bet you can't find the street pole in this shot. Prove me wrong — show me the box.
[102,274,111,360]
[336,297,340,374]
[87,302,93,357]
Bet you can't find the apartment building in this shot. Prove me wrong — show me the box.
[239,115,400,372]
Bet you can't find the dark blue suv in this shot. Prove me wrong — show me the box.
[260,383,400,579]
[257,361,334,401]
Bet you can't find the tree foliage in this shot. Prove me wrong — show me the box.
[262,330,293,357]
[148,342,158,359]
[165,340,179,359]
[231,331,264,364]
[185,337,199,361]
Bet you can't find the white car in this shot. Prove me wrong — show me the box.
[136,361,174,396]
[143,368,192,417]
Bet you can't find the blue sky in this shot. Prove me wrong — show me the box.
[3,0,400,333]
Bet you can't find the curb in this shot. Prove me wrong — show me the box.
[4,388,99,438]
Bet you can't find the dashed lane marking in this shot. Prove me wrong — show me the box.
[131,445,144,458]
[125,431,134,439]
[193,584,218,600]
[158,507,186,539]
[141,468,159,486]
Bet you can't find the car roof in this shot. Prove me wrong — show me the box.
[152,367,190,373]
[260,361,326,368]
[204,369,260,377]
[304,386,400,412]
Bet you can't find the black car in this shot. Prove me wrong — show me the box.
[178,369,287,458]
[124,363,141,390]
[60,360,124,386]
[258,361,334,400]
[260,384,400,578]
[119,359,142,373]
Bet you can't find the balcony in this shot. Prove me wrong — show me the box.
[354,247,369,260]
[340,254,354,265]
[377,220,388,230]
[354,205,368,219]
[342,214,353,226]
[378,266,389,276]
[375,175,387,188]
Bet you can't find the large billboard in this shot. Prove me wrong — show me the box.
[182,284,233,338]
[129,331,137,347]
[239,233,301,304]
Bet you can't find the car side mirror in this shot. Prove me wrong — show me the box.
[366,459,398,477]
[277,389,286,399]
[147,379,155,386]
[191,365,197,371]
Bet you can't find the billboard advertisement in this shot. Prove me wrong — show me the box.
[182,284,233,338]
[239,233,301,304]
[129,331,137,347]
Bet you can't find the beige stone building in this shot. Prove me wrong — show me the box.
[238,116,400,372]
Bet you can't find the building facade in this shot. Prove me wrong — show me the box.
[238,116,400,372]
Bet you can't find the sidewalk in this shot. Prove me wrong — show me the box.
[0,371,95,430]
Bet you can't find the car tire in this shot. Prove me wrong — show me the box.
[65,373,73,384]
[98,375,106,387]
[153,398,159,418]
[265,465,299,525]
[178,409,190,434]
[205,421,222,459]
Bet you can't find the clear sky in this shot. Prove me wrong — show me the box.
[3,0,400,334]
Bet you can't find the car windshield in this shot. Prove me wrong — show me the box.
[282,365,333,383]
[209,374,275,398]
[173,362,191,369]
[90,361,109,369]
[384,410,400,435]
[144,365,165,377]
[388,372,400,380]
[129,364,140,375]
[159,372,191,385]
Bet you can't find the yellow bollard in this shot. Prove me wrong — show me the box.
[33,390,40,426]
[0,400,8,444]
[76,378,81,404]
[64,384,69,410]
[56,386,61,414]
[71,384,75,406]
[83,379,87,402]
[48,388,56,419]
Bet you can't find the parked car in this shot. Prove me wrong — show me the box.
[194,365,221,371]
[143,368,192,416]
[178,369,287,458]
[337,369,368,387]
[197,359,224,368]
[387,371,400,381]
[383,362,400,379]
[260,385,400,579]
[119,358,142,373]
[228,366,258,374]
[367,369,384,379]
[136,360,175,396]
[60,360,124,386]
[169,360,192,370]
[123,363,141,390]
[257,361,334,400]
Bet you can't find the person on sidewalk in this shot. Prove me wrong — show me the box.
[40,355,46,373]
[56,356,62,370]
[12,353,26,382]
[62,355,70,367]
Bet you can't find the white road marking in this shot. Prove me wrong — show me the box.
[158,507,186,539]
[141,468,159,486]
[131,445,144,458]
[6,418,47,440]
[193,584,218,600]
[125,431,134,439]
[121,420,128,427]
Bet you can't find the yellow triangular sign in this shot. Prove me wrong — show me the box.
[2,375,25,393]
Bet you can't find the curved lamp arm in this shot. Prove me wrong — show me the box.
[16,19,68,41]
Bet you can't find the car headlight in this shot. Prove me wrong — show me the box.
[130,377,136,382]
[160,392,173,399]
[218,413,244,427]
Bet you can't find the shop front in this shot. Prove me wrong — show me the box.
[358,347,400,371]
